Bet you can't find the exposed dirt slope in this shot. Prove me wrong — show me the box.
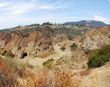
[0,31,54,59]
[79,25,110,50]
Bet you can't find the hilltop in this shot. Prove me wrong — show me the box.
[1,23,92,37]
[64,20,106,27]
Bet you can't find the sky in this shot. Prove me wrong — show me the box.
[0,0,110,28]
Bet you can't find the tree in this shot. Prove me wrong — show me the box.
[42,22,53,26]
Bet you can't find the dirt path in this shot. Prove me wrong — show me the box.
[20,43,72,67]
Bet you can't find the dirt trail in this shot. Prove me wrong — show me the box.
[21,43,72,67]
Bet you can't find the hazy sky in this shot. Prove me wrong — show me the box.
[0,0,110,28]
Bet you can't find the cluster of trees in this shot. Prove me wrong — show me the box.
[26,22,87,27]
[29,22,60,26]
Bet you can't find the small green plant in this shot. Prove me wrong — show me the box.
[43,58,54,69]
[87,44,110,67]
[67,35,73,40]
[5,51,14,59]
[108,35,110,38]
[70,43,78,50]
[60,46,65,51]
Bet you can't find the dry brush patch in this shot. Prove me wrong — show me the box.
[0,57,81,87]
[16,68,81,87]
[16,68,49,87]
[0,58,16,87]
[52,70,81,87]
[79,68,92,76]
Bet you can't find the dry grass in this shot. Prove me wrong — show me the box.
[52,70,81,87]
[0,57,81,87]
[0,58,16,87]
[79,68,91,76]
[16,68,81,87]
[16,68,49,87]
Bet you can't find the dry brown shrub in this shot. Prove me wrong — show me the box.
[0,57,81,87]
[16,69,81,87]
[16,68,49,87]
[79,68,92,76]
[0,58,16,87]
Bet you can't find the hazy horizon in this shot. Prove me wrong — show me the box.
[0,0,110,28]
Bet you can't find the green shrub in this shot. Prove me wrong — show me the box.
[43,58,54,69]
[67,35,73,40]
[70,43,78,50]
[108,35,110,38]
[87,45,110,67]
[60,46,66,51]
[5,51,14,59]
[42,22,53,26]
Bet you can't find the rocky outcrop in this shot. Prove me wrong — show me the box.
[0,31,54,58]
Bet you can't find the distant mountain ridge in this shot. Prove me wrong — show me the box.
[64,20,107,27]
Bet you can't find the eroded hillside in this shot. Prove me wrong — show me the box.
[0,24,92,65]
[0,31,54,59]
[0,24,110,87]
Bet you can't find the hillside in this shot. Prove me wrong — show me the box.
[66,25,110,69]
[79,25,110,50]
[1,24,92,37]
[0,24,110,87]
[0,31,54,59]
[0,25,110,68]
